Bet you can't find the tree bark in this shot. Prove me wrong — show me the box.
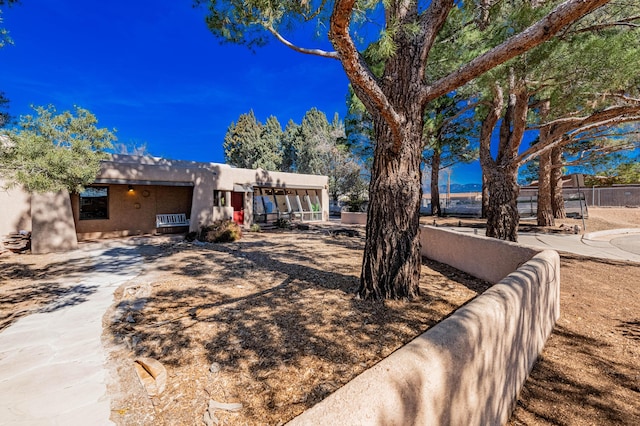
[481,73,528,241]
[551,146,566,218]
[358,115,423,300]
[481,173,489,219]
[326,0,613,300]
[430,151,442,216]
[536,149,555,226]
[536,102,554,226]
[485,165,520,241]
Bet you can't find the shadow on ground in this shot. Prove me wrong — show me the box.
[107,230,487,422]
[0,245,142,330]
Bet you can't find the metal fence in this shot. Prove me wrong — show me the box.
[567,185,640,207]
[421,185,640,217]
[423,190,589,218]
[517,191,588,218]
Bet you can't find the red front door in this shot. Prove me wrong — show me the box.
[231,192,244,225]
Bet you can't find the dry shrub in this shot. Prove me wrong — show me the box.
[199,220,242,243]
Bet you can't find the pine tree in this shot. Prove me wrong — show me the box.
[0,105,116,193]
[197,0,613,299]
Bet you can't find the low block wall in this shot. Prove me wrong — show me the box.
[420,225,540,283]
[288,226,560,426]
[340,212,367,225]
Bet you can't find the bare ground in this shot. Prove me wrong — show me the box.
[0,207,638,425]
[103,228,491,425]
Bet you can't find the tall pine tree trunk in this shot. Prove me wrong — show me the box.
[358,115,423,300]
[485,165,520,241]
[480,74,528,242]
[536,150,554,226]
[430,151,442,216]
[536,103,554,226]
[551,146,566,218]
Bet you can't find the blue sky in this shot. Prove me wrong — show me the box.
[1,0,483,184]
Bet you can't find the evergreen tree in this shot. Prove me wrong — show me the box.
[256,115,283,171]
[423,95,477,216]
[223,110,267,169]
[223,112,283,171]
[0,105,116,193]
[197,0,611,299]
[296,108,333,174]
[474,2,640,235]
[0,91,10,128]
[280,119,301,173]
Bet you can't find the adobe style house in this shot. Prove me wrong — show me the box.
[0,154,329,254]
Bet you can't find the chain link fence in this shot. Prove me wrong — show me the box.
[421,185,640,217]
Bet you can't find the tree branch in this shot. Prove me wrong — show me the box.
[516,111,640,167]
[439,100,480,132]
[479,83,503,170]
[569,15,640,34]
[267,26,339,59]
[553,140,640,169]
[418,0,456,84]
[329,0,405,150]
[422,0,612,103]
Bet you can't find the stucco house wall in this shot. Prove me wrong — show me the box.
[71,184,194,240]
[0,182,32,236]
[1,155,329,253]
[31,191,78,253]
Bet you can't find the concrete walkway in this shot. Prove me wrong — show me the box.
[0,243,142,425]
[439,226,640,263]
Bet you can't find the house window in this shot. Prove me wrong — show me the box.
[214,190,226,207]
[79,187,109,220]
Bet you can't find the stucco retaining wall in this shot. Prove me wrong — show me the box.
[0,182,32,236]
[288,226,560,426]
[340,211,367,225]
[420,225,540,283]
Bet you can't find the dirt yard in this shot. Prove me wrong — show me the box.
[103,228,492,425]
[0,207,638,425]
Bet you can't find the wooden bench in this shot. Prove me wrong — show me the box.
[156,213,190,228]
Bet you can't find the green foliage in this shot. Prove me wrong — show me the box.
[345,194,367,213]
[249,223,261,232]
[199,220,242,243]
[583,156,640,186]
[0,10,11,48]
[280,119,300,172]
[423,94,478,169]
[224,110,281,170]
[0,105,116,193]
[607,159,640,184]
[274,217,290,229]
[0,91,9,128]
[615,161,640,184]
[0,0,20,48]
[225,107,368,203]
[194,0,364,50]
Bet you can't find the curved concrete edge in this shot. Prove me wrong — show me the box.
[287,229,560,426]
[582,228,640,241]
